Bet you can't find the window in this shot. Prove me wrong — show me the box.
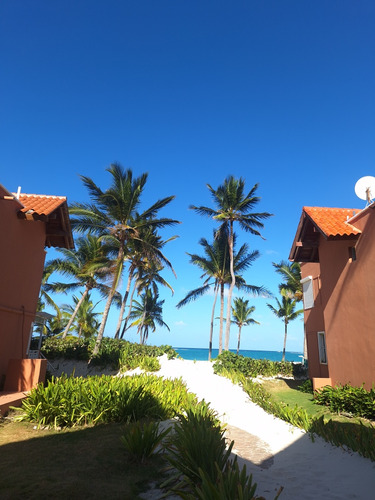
[348,246,357,262]
[301,276,314,309]
[317,332,327,364]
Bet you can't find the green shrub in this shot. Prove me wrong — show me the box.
[164,401,233,490]
[139,356,161,372]
[41,337,90,361]
[120,420,171,463]
[18,374,195,428]
[314,384,375,420]
[213,351,296,378]
[41,337,178,370]
[297,379,313,394]
[183,462,259,500]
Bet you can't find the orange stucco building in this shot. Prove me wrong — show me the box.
[290,204,375,390]
[0,184,73,412]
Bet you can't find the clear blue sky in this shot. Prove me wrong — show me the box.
[1,1,374,352]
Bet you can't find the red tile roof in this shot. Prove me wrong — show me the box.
[303,206,362,238]
[16,193,67,215]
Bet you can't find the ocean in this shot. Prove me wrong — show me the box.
[174,347,303,363]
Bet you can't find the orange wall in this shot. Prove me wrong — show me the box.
[300,262,329,380]
[302,208,375,389]
[0,199,46,384]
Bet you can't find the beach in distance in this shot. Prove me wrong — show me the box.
[174,347,303,363]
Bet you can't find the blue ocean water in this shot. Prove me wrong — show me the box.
[174,347,303,363]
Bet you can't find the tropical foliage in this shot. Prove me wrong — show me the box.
[45,235,116,339]
[128,288,169,345]
[62,295,101,339]
[19,374,196,427]
[272,260,302,301]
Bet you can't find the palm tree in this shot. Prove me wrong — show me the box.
[267,289,303,361]
[191,176,272,351]
[69,164,179,356]
[41,305,70,338]
[46,235,115,339]
[177,231,267,360]
[63,294,101,339]
[231,297,259,354]
[272,260,302,301]
[115,226,176,339]
[128,288,169,345]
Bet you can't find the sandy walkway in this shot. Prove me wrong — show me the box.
[155,357,375,500]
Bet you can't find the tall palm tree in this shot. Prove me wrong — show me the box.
[231,297,259,354]
[46,235,116,339]
[272,260,302,301]
[177,231,267,360]
[69,164,179,356]
[191,176,272,351]
[128,288,169,345]
[267,289,303,361]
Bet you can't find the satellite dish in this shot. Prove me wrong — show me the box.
[354,176,375,205]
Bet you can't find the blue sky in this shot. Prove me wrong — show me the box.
[1,1,374,352]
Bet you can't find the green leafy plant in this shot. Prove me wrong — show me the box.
[18,374,195,428]
[164,401,234,493]
[213,351,302,378]
[139,356,161,372]
[120,420,171,462]
[314,384,375,420]
[41,337,177,370]
[181,462,259,500]
[297,379,313,394]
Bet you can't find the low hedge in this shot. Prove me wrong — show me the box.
[213,351,305,378]
[41,337,177,369]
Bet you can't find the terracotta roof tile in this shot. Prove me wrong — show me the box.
[16,194,67,216]
[303,206,362,237]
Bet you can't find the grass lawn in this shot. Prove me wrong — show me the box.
[261,378,327,418]
[0,415,166,499]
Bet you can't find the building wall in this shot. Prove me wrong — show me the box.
[0,199,46,386]
[318,209,375,389]
[300,262,329,380]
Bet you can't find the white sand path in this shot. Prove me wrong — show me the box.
[156,357,375,500]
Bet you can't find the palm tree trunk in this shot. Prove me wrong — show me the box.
[237,325,242,355]
[61,288,89,339]
[219,282,225,355]
[209,282,219,361]
[92,253,124,358]
[140,310,147,345]
[92,286,116,357]
[120,279,137,339]
[224,221,235,351]
[114,270,133,339]
[282,319,288,362]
